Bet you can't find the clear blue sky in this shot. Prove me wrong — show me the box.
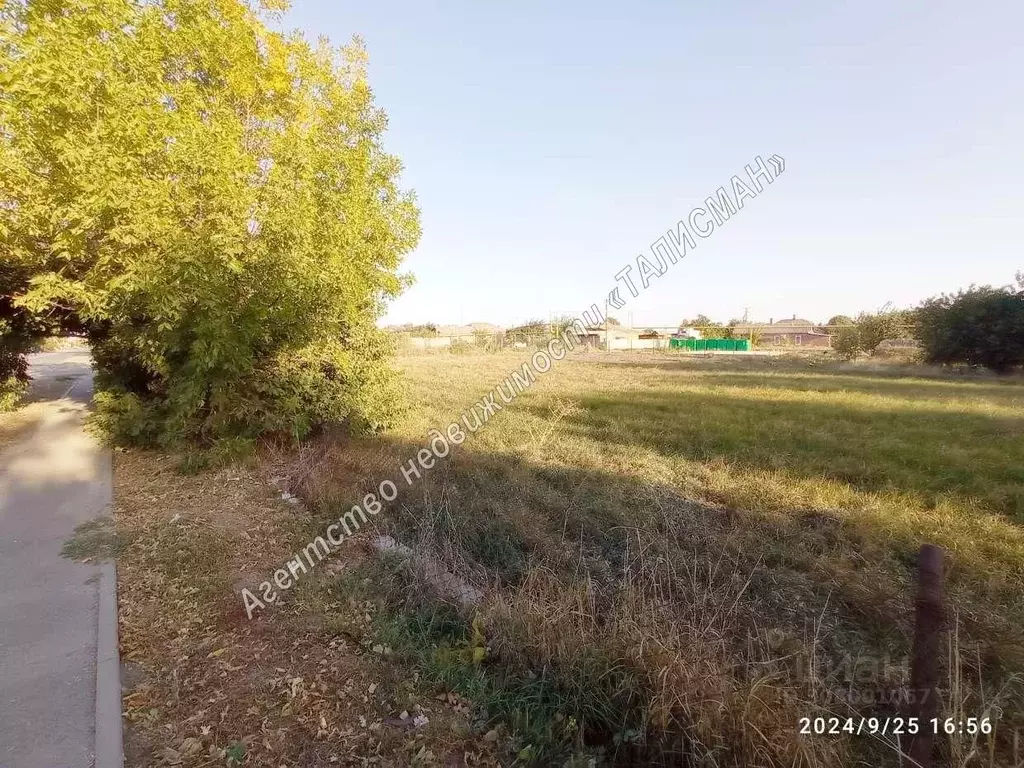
[282,1,1022,328]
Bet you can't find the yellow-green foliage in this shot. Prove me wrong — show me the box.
[0,0,419,444]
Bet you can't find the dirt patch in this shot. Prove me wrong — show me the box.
[114,449,500,767]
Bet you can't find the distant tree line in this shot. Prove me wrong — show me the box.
[391,324,440,337]
[677,275,1024,373]
[825,276,1024,373]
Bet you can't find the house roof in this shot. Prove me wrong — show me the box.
[762,329,830,337]
[732,318,820,334]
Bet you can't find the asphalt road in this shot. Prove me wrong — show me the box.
[0,350,116,768]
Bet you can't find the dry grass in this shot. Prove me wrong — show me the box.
[287,351,1024,766]
[112,449,504,767]
[111,350,1024,765]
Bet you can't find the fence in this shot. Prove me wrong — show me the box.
[392,325,862,355]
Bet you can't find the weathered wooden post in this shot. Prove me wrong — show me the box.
[907,543,944,768]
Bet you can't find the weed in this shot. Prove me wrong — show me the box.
[61,517,130,561]
[296,352,1024,765]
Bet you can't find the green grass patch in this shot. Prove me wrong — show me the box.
[61,517,131,561]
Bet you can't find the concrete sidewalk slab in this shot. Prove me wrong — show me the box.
[0,351,122,768]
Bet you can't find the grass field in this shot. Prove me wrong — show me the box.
[291,351,1024,766]
[107,350,1024,766]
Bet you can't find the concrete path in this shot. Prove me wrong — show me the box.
[0,350,121,768]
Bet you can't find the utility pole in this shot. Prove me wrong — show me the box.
[605,297,610,353]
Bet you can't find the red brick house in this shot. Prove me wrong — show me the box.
[734,317,832,348]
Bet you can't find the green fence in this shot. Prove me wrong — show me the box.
[669,338,750,352]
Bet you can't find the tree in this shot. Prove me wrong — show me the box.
[830,309,914,359]
[506,319,548,343]
[916,282,1024,373]
[857,310,915,352]
[832,327,863,359]
[818,315,854,335]
[395,324,438,337]
[1,263,43,408]
[0,0,420,442]
[680,315,730,338]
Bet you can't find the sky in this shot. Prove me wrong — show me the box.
[281,1,1022,329]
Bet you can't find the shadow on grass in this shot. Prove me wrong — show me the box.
[572,355,1024,397]
[519,386,1024,521]
[691,370,1024,406]
[294,431,1024,765]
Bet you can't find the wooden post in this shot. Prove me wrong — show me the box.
[907,544,944,768]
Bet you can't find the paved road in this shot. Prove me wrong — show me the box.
[0,350,117,768]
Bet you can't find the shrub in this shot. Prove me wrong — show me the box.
[916,280,1024,373]
[680,315,730,338]
[817,315,853,335]
[472,330,503,352]
[858,310,915,353]
[0,376,26,412]
[1,0,419,445]
[506,320,549,345]
[1,263,52,410]
[832,327,863,359]
[831,310,915,360]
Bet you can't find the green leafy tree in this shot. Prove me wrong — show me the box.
[680,315,730,338]
[818,314,854,335]
[916,280,1024,373]
[506,319,548,344]
[830,309,915,359]
[832,327,863,359]
[0,0,420,443]
[1,263,42,408]
[857,310,915,352]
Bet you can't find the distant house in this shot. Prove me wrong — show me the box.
[583,324,668,350]
[435,324,475,339]
[733,316,832,348]
[576,329,603,348]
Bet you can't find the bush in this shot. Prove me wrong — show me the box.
[818,314,854,335]
[1,263,50,408]
[858,310,915,353]
[1,0,419,445]
[832,327,863,359]
[506,320,549,345]
[916,280,1024,373]
[831,310,915,359]
[680,315,730,338]
[0,376,27,412]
